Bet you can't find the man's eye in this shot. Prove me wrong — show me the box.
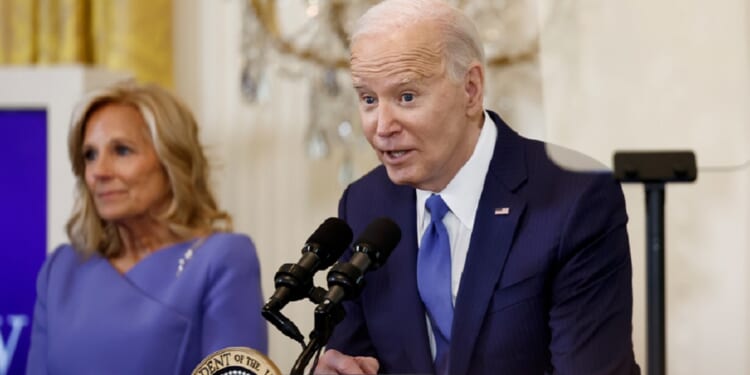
[402,93,414,102]
[363,96,376,105]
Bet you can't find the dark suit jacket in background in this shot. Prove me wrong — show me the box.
[327,111,640,375]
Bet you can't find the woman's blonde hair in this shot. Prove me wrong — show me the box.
[66,80,232,257]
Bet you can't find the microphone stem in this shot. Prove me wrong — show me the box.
[291,332,324,375]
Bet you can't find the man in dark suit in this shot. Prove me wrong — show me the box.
[315,0,640,374]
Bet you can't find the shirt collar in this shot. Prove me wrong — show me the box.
[417,111,497,229]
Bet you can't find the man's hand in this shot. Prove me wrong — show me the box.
[314,349,379,374]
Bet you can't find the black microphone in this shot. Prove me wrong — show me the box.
[262,217,353,343]
[264,217,353,311]
[290,218,400,373]
[320,217,402,307]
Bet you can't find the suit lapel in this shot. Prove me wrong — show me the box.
[450,112,528,375]
[382,183,435,373]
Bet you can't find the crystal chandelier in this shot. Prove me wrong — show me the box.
[241,0,540,184]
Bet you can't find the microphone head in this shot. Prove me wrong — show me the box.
[353,217,402,269]
[305,217,354,268]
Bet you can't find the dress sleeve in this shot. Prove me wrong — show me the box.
[200,234,269,356]
[26,245,64,375]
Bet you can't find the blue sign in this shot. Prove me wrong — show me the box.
[0,109,47,374]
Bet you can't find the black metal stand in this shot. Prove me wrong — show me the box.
[289,255,370,374]
[614,151,697,375]
[290,301,346,375]
[645,183,665,375]
[290,333,325,375]
[285,218,400,375]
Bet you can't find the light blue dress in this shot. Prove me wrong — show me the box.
[26,233,268,375]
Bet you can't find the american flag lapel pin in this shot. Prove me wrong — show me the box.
[494,207,510,216]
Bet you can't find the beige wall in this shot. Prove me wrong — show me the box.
[170,0,750,373]
[540,0,750,373]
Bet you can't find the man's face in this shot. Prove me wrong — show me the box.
[350,23,481,192]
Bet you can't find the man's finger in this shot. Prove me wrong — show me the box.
[314,349,377,374]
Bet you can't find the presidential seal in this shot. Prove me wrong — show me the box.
[192,347,281,375]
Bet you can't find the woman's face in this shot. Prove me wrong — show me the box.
[82,103,171,224]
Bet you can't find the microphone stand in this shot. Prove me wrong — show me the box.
[613,151,696,375]
[287,218,401,375]
[290,301,346,375]
[290,260,366,375]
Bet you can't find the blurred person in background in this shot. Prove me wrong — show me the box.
[26,81,267,374]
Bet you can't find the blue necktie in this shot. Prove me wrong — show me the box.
[417,194,453,375]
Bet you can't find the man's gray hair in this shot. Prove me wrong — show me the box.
[351,0,486,82]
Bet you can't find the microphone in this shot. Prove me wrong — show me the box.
[262,217,353,343]
[287,218,400,374]
[320,217,402,307]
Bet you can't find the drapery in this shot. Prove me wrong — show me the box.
[0,0,173,87]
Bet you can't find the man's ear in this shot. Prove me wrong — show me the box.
[464,62,484,116]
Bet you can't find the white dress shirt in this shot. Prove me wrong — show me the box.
[416,111,497,355]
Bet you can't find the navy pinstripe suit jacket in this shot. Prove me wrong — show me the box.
[327,111,640,375]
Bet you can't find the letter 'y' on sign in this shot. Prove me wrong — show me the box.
[0,315,29,375]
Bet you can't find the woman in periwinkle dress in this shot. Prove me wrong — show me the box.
[26,81,268,374]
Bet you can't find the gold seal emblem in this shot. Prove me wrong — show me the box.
[192,347,281,375]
